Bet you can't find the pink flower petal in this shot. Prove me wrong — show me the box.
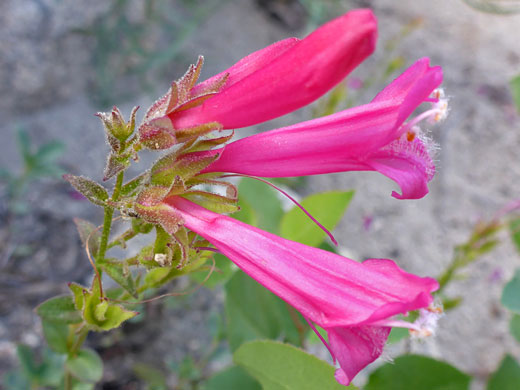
[170,9,377,129]
[159,196,438,385]
[196,58,442,199]
[329,326,391,386]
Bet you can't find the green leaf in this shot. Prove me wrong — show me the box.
[190,253,236,289]
[42,320,69,353]
[84,298,137,331]
[16,344,38,379]
[501,269,520,313]
[66,348,103,383]
[510,74,520,113]
[35,141,65,163]
[14,345,65,386]
[101,261,137,298]
[487,355,520,390]
[225,271,304,351]
[36,295,83,324]
[442,296,463,311]
[280,190,354,247]
[69,283,87,311]
[366,354,471,390]
[234,340,353,390]
[2,370,30,390]
[510,217,520,254]
[73,218,101,257]
[37,348,66,386]
[238,179,283,233]
[63,174,108,207]
[305,324,328,345]
[71,381,95,390]
[510,314,520,343]
[233,196,258,226]
[133,363,167,390]
[16,129,32,162]
[203,366,261,390]
[387,327,410,344]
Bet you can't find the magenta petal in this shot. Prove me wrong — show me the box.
[372,57,443,135]
[159,197,438,385]
[198,59,442,199]
[170,9,377,129]
[191,37,300,96]
[365,136,436,200]
[328,326,391,386]
[166,196,438,326]
[162,197,438,384]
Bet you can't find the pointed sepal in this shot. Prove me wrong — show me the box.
[103,152,131,181]
[64,174,108,207]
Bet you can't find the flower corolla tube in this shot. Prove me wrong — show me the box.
[158,196,439,386]
[196,58,445,199]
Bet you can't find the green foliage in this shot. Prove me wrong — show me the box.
[280,190,354,246]
[366,355,471,390]
[133,363,168,390]
[237,179,284,233]
[3,345,66,389]
[42,320,69,354]
[437,220,501,294]
[73,282,138,331]
[487,355,520,390]
[100,261,138,298]
[0,128,64,213]
[501,268,520,313]
[387,327,410,344]
[203,366,261,390]
[234,340,354,390]
[74,218,102,258]
[190,252,236,289]
[63,175,109,207]
[510,314,520,343]
[36,295,83,324]
[225,271,305,352]
[511,75,520,113]
[463,0,520,14]
[510,217,520,253]
[65,349,103,383]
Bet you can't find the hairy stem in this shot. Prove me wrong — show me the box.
[97,171,125,263]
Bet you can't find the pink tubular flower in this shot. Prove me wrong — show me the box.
[195,58,445,199]
[162,196,439,386]
[169,9,377,130]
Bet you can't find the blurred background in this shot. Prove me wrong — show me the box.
[0,0,519,389]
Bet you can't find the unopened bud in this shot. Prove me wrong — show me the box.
[97,106,139,144]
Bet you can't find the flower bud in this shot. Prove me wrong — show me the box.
[96,106,139,146]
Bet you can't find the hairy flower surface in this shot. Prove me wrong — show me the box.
[161,196,439,386]
[195,58,444,199]
[169,9,377,130]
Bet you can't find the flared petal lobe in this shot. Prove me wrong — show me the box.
[162,196,438,385]
[170,9,377,130]
[197,58,442,199]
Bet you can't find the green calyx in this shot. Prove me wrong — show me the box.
[137,55,229,150]
[96,106,138,144]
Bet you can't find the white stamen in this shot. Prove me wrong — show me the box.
[371,304,443,339]
[399,88,449,135]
